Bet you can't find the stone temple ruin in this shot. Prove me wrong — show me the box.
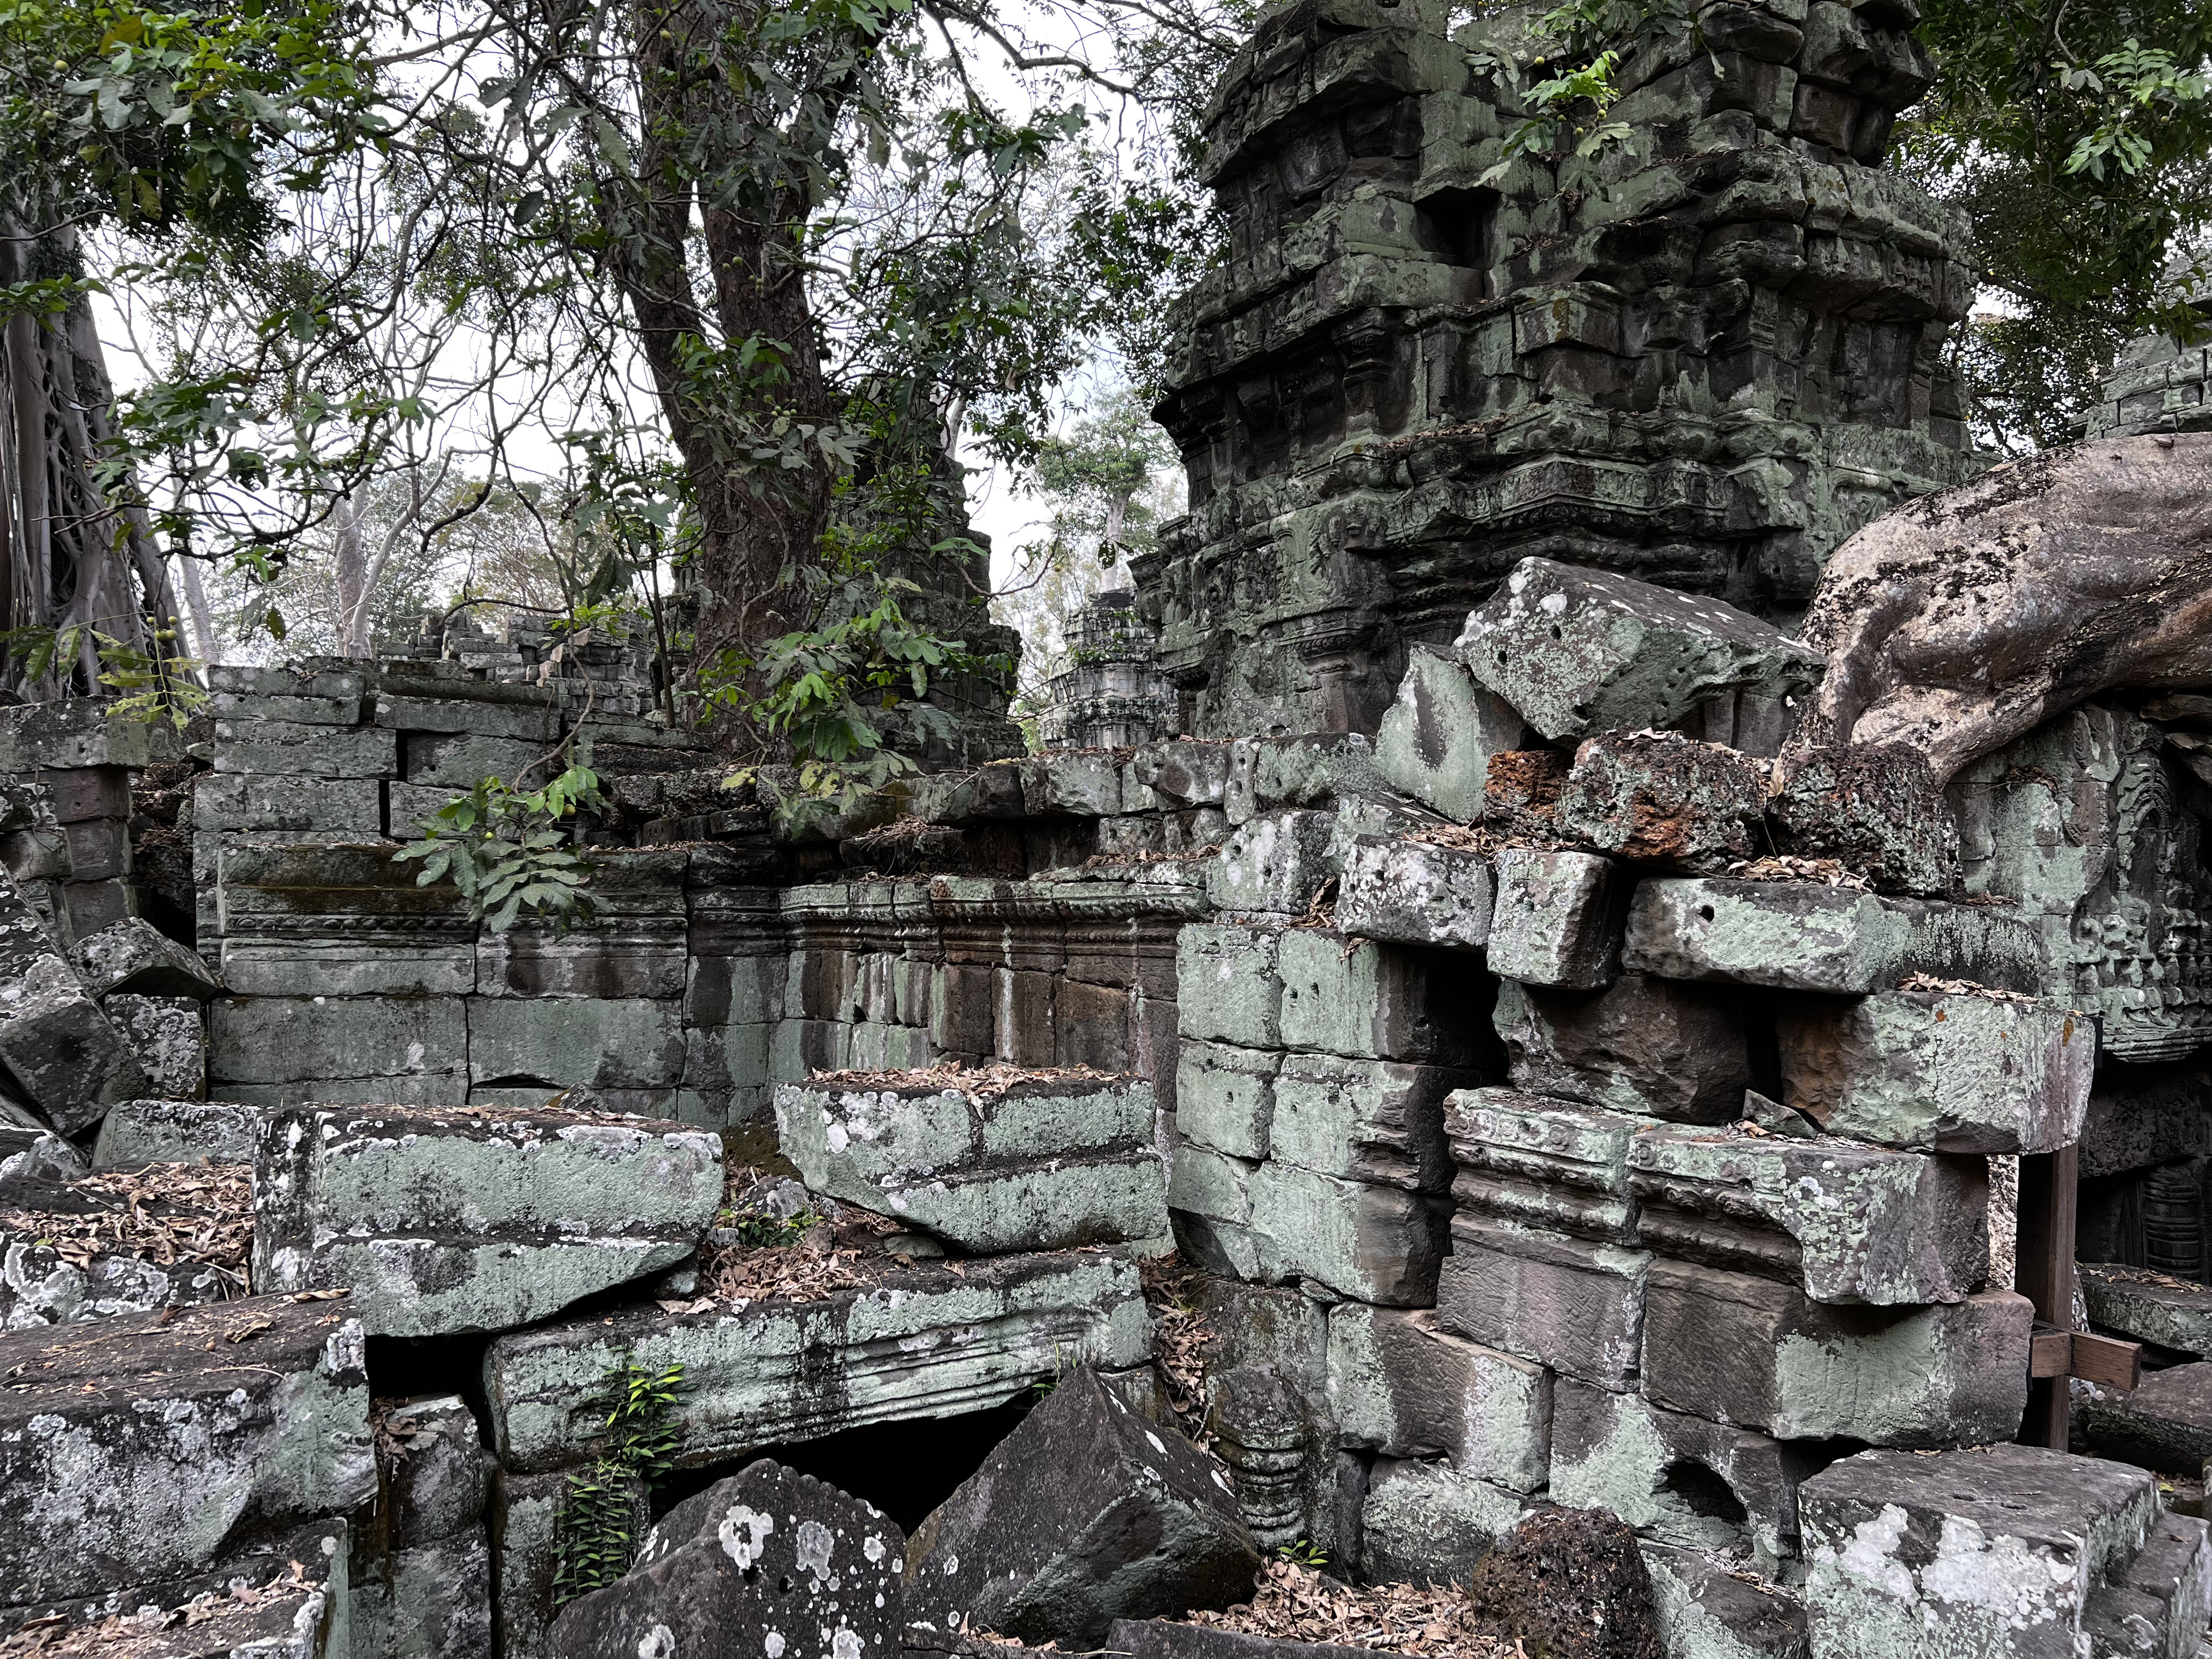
[7,4,2212,1659]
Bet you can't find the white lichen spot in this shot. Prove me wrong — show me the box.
[721,1505,775,1568]
[1834,1504,1918,1603]
[766,1632,786,1658]
[638,1623,679,1659]
[942,1554,959,1576]
[833,1630,864,1659]
[863,1533,886,1564]
[797,1519,835,1579]
[1144,1431,1167,1455]
[1538,591,1568,617]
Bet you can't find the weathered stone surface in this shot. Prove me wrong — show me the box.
[1627,1123,1989,1306]
[1436,1214,1650,1389]
[1359,1458,1528,1587]
[0,1125,82,1182]
[1104,1621,1378,1659]
[1495,975,1750,1124]
[1374,646,1528,823]
[1485,849,1629,990]
[0,1164,246,1329]
[212,716,396,778]
[1444,1089,1650,1244]
[1176,1041,1279,1161]
[105,994,205,1101]
[1623,879,2041,994]
[251,1103,722,1336]
[75,917,222,1001]
[1800,1446,2163,1659]
[0,1295,373,1613]
[1276,928,1492,1067]
[1641,1260,2031,1446]
[774,1075,1167,1252]
[1133,739,1234,808]
[93,1097,270,1166]
[1776,987,2094,1155]
[1467,1507,1663,1659]
[2085,1362,2212,1475]
[1227,735,1386,825]
[1270,1052,1473,1194]
[2081,1506,2212,1659]
[1794,434,2212,787]
[212,841,474,999]
[1768,744,1960,896]
[208,994,467,1094]
[550,1460,905,1659]
[1334,837,1492,951]
[1327,1304,1551,1493]
[0,870,145,1131]
[1179,924,1285,1049]
[1550,1381,1827,1563]
[904,1368,1258,1646]
[1555,734,1767,871]
[485,1251,1148,1474]
[1640,1545,1809,1659]
[0,697,181,770]
[1458,560,1825,745]
[348,1393,493,1659]
[466,995,687,1091]
[1250,1161,1453,1306]
[2083,1264,2212,1359]
[1209,809,1338,915]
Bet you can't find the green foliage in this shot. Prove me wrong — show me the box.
[394,749,607,934]
[554,1360,687,1608]
[0,623,206,724]
[1275,1539,1329,1570]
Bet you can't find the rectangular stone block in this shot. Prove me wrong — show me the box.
[1250,1162,1451,1306]
[1177,923,1286,1048]
[209,686,364,724]
[1335,836,1493,951]
[1485,848,1628,989]
[1269,1051,1472,1192]
[1627,1121,1989,1305]
[774,1074,1167,1251]
[1435,1213,1650,1388]
[208,994,467,1086]
[1175,1040,1279,1160]
[194,771,384,836]
[399,729,550,789]
[1208,808,1338,914]
[59,815,128,881]
[1358,1459,1530,1588]
[1277,928,1495,1067]
[467,995,685,1089]
[93,1097,271,1166]
[1495,973,1750,1124]
[374,692,558,740]
[1776,987,2094,1155]
[212,717,397,778]
[1641,1259,2032,1446]
[104,993,205,1100]
[1328,1303,1552,1492]
[1374,644,1528,823]
[39,766,129,824]
[2081,1262,2212,1359]
[218,938,478,998]
[484,1251,1149,1473]
[1445,1087,1651,1243]
[253,1102,721,1337]
[0,698,180,770]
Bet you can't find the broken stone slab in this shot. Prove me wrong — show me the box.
[1248,1162,1453,1306]
[1775,987,2094,1155]
[105,993,205,1101]
[1623,878,2042,994]
[1358,1457,1530,1587]
[1799,1446,2162,1659]
[2084,1362,2212,1475]
[773,1073,1167,1253]
[0,1166,247,1329]
[251,1102,723,1337]
[2080,1506,2212,1659]
[0,870,146,1132]
[1640,1545,1809,1659]
[1768,744,1961,896]
[73,917,221,1000]
[486,1250,1148,1474]
[1434,1213,1650,1389]
[1455,557,1824,744]
[1334,836,1493,951]
[1327,1303,1552,1493]
[0,1295,373,1613]
[903,1366,1259,1646]
[1208,808,1338,915]
[1178,924,1286,1050]
[1554,733,1767,871]
[550,1459,906,1659]
[1276,928,1494,1068]
[1176,1041,1280,1161]
[93,1097,270,1166]
[1269,1052,1477,1194]
[1224,735,1387,826]
[1495,974,1751,1124]
[1641,1259,2032,1446]
[1374,645,1531,823]
[2084,1264,2212,1359]
[1550,1380,1829,1564]
[0,1124,84,1182]
[1444,1088,1650,1244]
[1133,739,1234,808]
[1485,848,1630,989]
[1626,1122,1990,1306]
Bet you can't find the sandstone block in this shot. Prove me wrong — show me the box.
[1455,557,1823,743]
[1801,1446,2161,1659]
[1444,1088,1651,1244]
[194,770,384,835]
[550,1460,905,1659]
[1495,974,1750,1123]
[74,916,221,999]
[2084,1362,2212,1475]
[1627,1122,1989,1305]
[1641,1260,2031,1446]
[2081,1507,2212,1659]
[212,716,397,777]
[1374,645,1530,822]
[103,993,205,1100]
[1227,734,1386,825]
[1176,1041,1279,1160]
[1435,1213,1650,1388]
[208,994,467,1091]
[1133,739,1234,807]
[399,730,548,790]
[1249,1162,1452,1306]
[0,1296,373,1613]
[485,1252,1148,1474]
[1327,1303,1552,1492]
[0,877,145,1133]
[1334,836,1493,950]
[2082,1264,2212,1359]
[93,1097,272,1165]
[0,1171,243,1330]
[1555,733,1767,870]
[1178,924,1286,1048]
[1358,1458,1528,1587]
[1270,1052,1474,1193]
[1770,744,1960,896]
[1485,848,1628,988]
[374,692,557,740]
[1208,808,1338,915]
[1640,1545,1809,1659]
[252,1102,722,1336]
[1776,987,2093,1155]
[466,995,686,1090]
[1277,928,1490,1067]
[0,697,180,770]
[774,1074,1166,1252]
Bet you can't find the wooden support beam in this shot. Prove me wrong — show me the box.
[2030,1324,2142,1390]
[2016,1146,2081,1448]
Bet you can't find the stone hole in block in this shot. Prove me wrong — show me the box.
[1663,1459,1749,1528]
[367,1331,494,1426]
[649,1398,1034,1534]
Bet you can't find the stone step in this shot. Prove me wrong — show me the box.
[2087,1264,2212,1359]
[2086,1362,2212,1476]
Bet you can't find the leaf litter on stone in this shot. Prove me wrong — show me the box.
[1181,1559,1519,1657]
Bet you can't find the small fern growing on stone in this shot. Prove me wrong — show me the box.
[552,1359,686,1607]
